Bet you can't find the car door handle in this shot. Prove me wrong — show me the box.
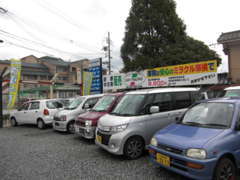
[35,111,38,113]
[24,112,27,114]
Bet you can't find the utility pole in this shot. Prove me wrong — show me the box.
[107,32,111,75]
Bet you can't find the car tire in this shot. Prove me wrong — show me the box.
[214,157,237,180]
[37,119,45,129]
[11,117,17,127]
[67,121,75,134]
[123,136,145,160]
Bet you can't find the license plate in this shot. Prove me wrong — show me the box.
[96,135,102,143]
[156,153,170,167]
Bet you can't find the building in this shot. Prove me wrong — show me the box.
[0,55,91,101]
[218,30,240,83]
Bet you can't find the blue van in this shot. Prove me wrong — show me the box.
[148,98,240,180]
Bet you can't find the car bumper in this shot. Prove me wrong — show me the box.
[95,128,126,155]
[53,120,67,132]
[148,145,217,180]
[75,125,96,139]
[43,116,54,125]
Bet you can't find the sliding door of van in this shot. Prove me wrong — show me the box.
[171,91,193,120]
[145,93,174,143]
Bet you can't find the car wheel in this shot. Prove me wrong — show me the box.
[11,117,17,127]
[214,157,237,180]
[123,136,144,160]
[67,121,75,134]
[37,119,45,129]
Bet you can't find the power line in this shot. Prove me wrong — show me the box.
[34,0,87,31]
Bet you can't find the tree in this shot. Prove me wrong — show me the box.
[121,0,220,72]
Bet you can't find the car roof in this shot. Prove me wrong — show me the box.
[224,86,240,90]
[126,87,199,95]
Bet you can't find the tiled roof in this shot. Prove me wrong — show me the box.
[0,60,49,70]
[40,56,70,67]
[218,30,240,43]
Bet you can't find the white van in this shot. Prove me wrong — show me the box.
[96,88,201,159]
[53,94,103,133]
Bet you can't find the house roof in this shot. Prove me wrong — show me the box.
[40,56,70,67]
[218,30,240,43]
[0,60,49,70]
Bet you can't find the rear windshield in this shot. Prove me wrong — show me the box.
[46,101,63,109]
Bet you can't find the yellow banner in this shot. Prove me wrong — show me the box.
[147,60,217,78]
[82,71,93,95]
[8,59,22,109]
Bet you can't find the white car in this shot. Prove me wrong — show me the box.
[10,99,63,129]
[53,94,103,133]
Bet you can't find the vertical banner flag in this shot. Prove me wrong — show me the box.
[8,59,22,109]
[89,58,103,94]
[82,71,93,95]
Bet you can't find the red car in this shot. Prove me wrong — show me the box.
[74,92,125,139]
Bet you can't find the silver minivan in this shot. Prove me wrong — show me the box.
[95,88,200,159]
[53,94,103,133]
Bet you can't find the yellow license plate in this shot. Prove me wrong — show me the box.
[156,153,170,167]
[96,135,102,143]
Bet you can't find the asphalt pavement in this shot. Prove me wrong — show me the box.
[0,126,183,180]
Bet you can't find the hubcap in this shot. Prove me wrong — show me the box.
[38,121,43,128]
[127,139,143,158]
[69,123,75,133]
[219,163,234,180]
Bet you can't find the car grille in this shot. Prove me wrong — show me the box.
[157,144,183,155]
[54,116,61,121]
[97,131,111,145]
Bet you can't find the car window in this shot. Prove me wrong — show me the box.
[46,101,63,109]
[19,103,29,111]
[84,97,100,109]
[29,102,40,110]
[152,93,173,112]
[173,92,192,110]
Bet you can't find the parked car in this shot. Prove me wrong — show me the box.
[148,97,239,180]
[53,94,103,133]
[57,98,74,108]
[10,99,63,129]
[224,86,240,97]
[75,92,125,139]
[95,88,202,159]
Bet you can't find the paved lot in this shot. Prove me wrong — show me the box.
[0,126,184,180]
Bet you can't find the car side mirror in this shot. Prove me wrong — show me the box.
[235,121,240,131]
[84,103,90,109]
[150,106,159,114]
[175,117,181,123]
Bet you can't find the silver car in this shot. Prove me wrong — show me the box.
[95,88,201,159]
[53,94,103,133]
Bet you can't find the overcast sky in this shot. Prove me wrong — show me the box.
[0,0,239,73]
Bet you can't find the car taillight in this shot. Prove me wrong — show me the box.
[43,109,49,116]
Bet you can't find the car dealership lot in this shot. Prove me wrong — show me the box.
[0,126,182,180]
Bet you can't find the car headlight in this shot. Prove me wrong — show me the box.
[186,149,207,160]
[85,120,92,126]
[150,137,158,146]
[60,115,67,121]
[110,124,128,132]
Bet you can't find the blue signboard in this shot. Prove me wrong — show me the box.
[89,58,103,94]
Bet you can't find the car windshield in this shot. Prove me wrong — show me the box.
[92,95,115,112]
[224,90,240,97]
[111,94,146,116]
[66,97,85,110]
[182,102,234,129]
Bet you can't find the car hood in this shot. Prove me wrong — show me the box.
[78,111,107,121]
[98,114,132,127]
[155,124,225,149]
